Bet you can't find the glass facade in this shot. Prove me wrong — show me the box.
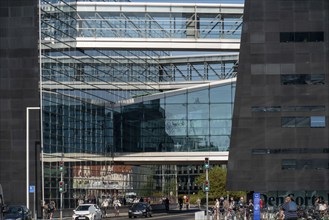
[40,0,239,207]
[113,84,235,153]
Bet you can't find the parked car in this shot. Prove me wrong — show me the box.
[3,205,32,220]
[128,202,152,218]
[72,204,102,220]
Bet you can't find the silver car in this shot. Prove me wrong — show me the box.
[72,204,102,220]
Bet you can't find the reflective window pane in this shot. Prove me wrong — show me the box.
[188,89,209,103]
[311,116,326,128]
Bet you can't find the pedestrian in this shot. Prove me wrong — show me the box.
[178,197,183,210]
[196,197,201,209]
[246,199,254,219]
[48,201,56,219]
[237,197,246,219]
[113,198,121,216]
[219,197,225,218]
[214,199,220,220]
[101,197,109,216]
[185,196,190,210]
[164,197,169,211]
[280,196,298,220]
[78,197,84,205]
[41,201,49,219]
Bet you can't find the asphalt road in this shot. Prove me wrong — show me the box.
[111,211,197,220]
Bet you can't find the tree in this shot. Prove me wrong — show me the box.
[195,166,246,202]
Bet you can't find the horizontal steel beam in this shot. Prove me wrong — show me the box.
[41,53,239,65]
[41,38,240,51]
[42,80,218,91]
[43,152,229,165]
[76,38,240,51]
[44,2,244,16]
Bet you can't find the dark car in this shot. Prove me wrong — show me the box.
[3,205,32,220]
[128,202,152,218]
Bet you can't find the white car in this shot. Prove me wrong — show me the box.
[72,204,102,220]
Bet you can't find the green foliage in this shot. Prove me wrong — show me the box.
[195,166,247,201]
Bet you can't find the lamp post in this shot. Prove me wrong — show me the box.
[26,107,40,215]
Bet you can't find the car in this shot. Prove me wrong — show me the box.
[128,202,152,218]
[72,204,102,220]
[3,205,32,220]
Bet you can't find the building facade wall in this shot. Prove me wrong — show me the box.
[0,0,40,206]
[227,0,329,192]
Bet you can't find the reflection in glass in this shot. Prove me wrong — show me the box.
[113,84,235,153]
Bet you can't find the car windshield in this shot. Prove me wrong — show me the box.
[132,203,146,209]
[7,206,23,214]
[76,205,92,211]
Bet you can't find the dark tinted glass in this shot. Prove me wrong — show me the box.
[281,117,296,127]
[281,74,325,85]
[295,117,310,127]
[280,32,324,42]
[310,32,324,42]
[280,32,294,42]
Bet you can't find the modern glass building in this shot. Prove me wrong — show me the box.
[2,0,328,214]
[36,0,241,210]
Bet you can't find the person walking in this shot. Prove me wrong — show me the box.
[41,201,49,219]
[280,196,298,220]
[178,197,183,210]
[113,198,121,217]
[214,199,220,220]
[164,197,169,212]
[48,201,56,219]
[185,196,190,210]
[101,197,109,216]
[196,198,201,209]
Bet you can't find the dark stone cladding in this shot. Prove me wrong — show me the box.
[0,0,40,208]
[227,0,329,192]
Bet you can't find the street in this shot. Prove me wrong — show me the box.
[111,211,196,220]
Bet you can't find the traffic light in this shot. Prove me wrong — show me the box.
[59,161,64,172]
[204,157,209,169]
[59,181,64,193]
[204,180,210,192]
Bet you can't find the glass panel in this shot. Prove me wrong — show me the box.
[282,160,297,170]
[210,120,231,135]
[252,149,268,155]
[210,85,233,103]
[188,89,209,104]
[280,32,294,42]
[282,117,296,128]
[280,32,324,42]
[165,104,187,119]
[188,104,209,119]
[295,117,310,127]
[310,32,324,42]
[210,104,232,119]
[295,32,309,42]
[166,93,187,104]
[281,74,325,85]
[310,116,326,128]
[165,119,187,136]
[188,120,209,135]
[251,106,281,112]
[209,136,230,151]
